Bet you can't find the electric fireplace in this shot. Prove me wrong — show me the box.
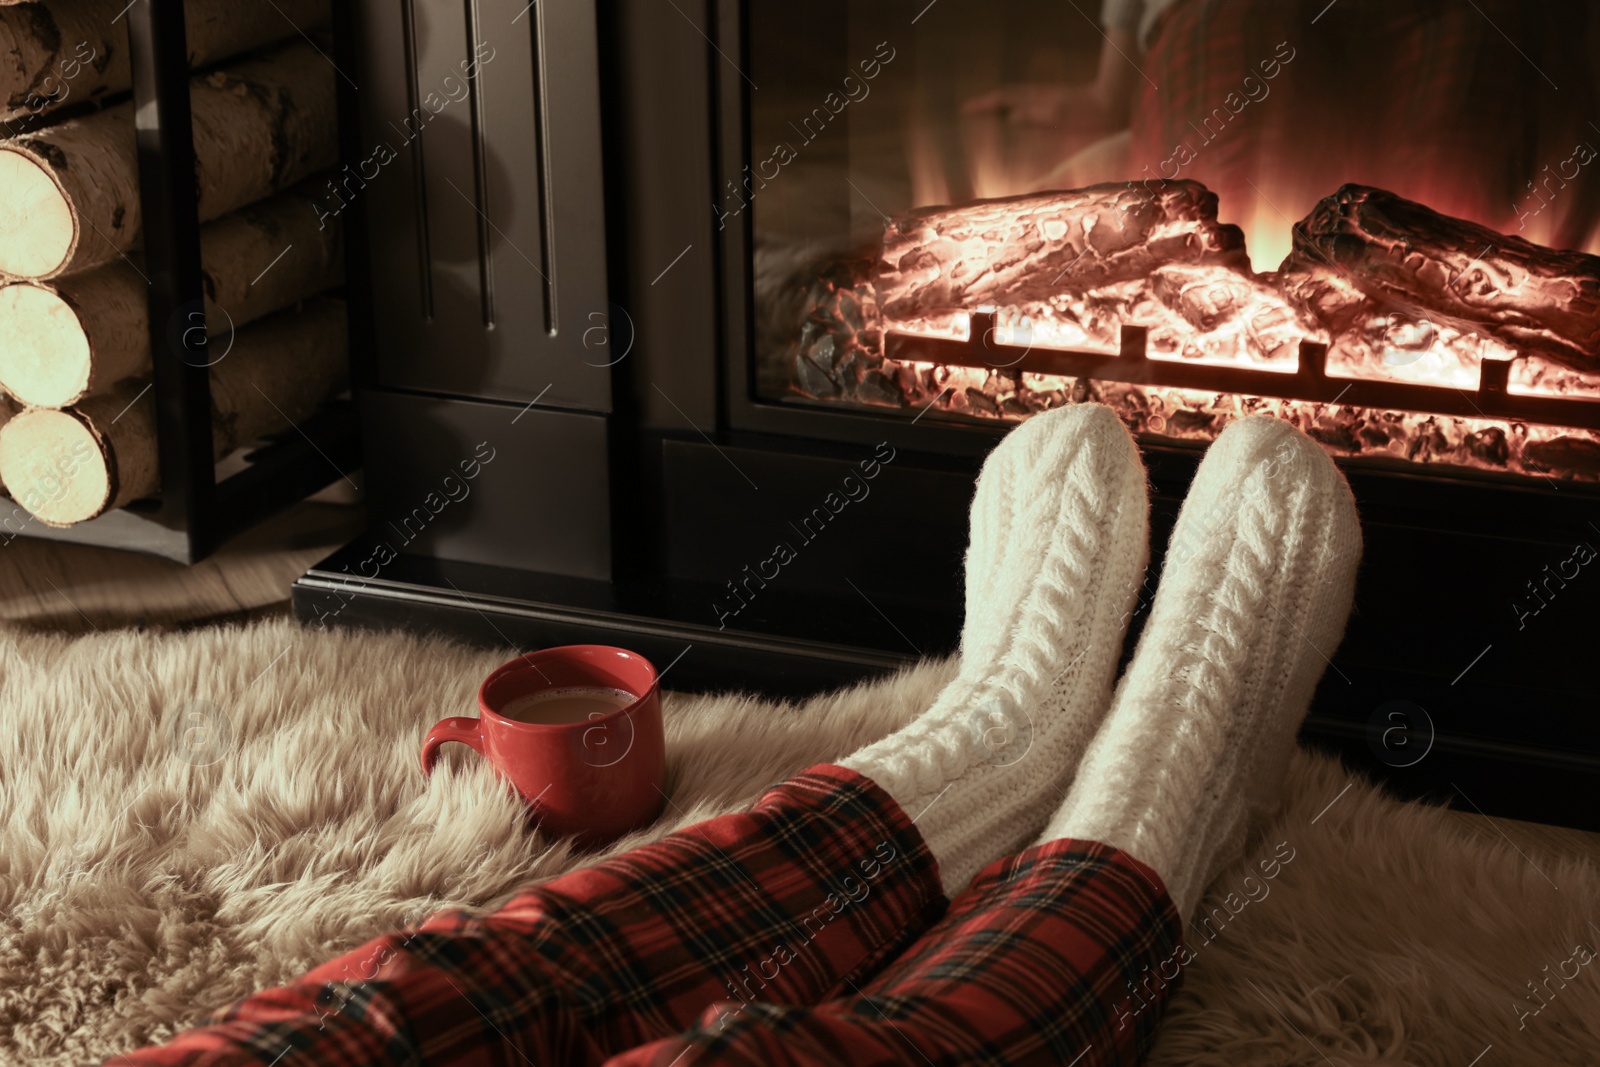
[297,0,1600,830]
[746,3,1600,478]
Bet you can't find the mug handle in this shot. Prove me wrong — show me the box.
[421,717,486,776]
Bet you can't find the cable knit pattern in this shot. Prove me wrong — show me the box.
[840,403,1149,895]
[1042,415,1362,920]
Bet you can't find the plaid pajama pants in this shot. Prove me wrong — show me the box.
[106,765,1184,1067]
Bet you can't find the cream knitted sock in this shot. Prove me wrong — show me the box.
[1039,415,1362,919]
[840,403,1149,896]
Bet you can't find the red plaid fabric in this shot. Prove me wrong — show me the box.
[105,765,1182,1067]
[616,839,1181,1066]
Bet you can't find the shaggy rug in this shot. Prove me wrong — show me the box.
[1,619,1596,1067]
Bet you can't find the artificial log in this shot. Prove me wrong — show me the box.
[874,179,1248,321]
[0,40,335,279]
[1286,184,1600,373]
[0,181,344,407]
[0,0,330,123]
[0,297,347,526]
[1272,258,1371,336]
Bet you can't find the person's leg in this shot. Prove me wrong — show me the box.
[840,402,1149,896]
[1047,414,1361,918]
[611,416,1360,1066]
[104,402,1150,1067]
[104,765,947,1067]
[610,840,1179,1067]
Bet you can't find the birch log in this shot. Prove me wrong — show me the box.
[0,297,347,525]
[0,182,343,407]
[0,0,330,123]
[0,40,335,279]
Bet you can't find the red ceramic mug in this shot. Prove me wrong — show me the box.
[421,645,666,845]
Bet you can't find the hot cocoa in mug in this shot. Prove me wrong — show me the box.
[421,645,666,845]
[499,686,639,725]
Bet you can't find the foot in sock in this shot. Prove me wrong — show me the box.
[839,402,1149,896]
[1041,415,1362,920]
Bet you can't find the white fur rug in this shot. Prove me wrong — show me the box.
[1,619,1596,1066]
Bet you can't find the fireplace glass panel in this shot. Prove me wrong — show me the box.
[746,1,1600,482]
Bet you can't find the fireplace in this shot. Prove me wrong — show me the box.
[746,3,1600,485]
[297,0,1600,831]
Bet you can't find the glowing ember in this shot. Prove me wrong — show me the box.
[788,183,1600,481]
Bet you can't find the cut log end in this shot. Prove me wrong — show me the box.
[0,407,112,527]
[0,283,93,408]
[0,149,75,278]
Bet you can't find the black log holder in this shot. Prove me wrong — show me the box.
[5,0,358,564]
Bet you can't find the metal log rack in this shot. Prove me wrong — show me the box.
[885,311,1600,433]
[5,0,359,563]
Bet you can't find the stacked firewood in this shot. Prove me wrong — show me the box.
[0,0,348,526]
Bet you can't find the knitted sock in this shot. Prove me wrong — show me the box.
[1040,415,1362,919]
[840,403,1149,896]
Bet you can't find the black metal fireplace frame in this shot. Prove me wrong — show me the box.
[694,0,1600,826]
[297,0,1600,834]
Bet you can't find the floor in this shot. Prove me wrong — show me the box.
[0,497,364,634]
[4,494,1598,870]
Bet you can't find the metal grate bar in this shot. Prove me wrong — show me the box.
[885,312,1600,432]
